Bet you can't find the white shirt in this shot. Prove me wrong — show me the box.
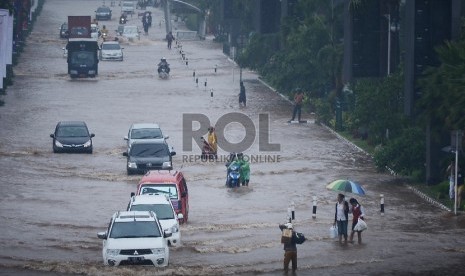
[336,201,347,221]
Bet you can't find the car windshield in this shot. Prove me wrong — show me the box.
[109,221,161,238]
[124,27,137,34]
[102,43,120,50]
[131,128,162,139]
[140,184,178,199]
[97,7,109,12]
[129,204,175,220]
[130,143,168,157]
[57,126,89,137]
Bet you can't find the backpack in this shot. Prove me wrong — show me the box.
[295,232,306,244]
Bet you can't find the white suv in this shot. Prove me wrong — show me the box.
[97,211,171,267]
[127,194,182,247]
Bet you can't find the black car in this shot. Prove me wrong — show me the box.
[123,141,175,175]
[50,121,95,153]
[59,22,69,38]
[95,6,112,20]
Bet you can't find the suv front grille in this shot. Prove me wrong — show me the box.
[120,249,152,255]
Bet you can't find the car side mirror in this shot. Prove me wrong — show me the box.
[164,135,169,140]
[97,231,107,239]
[123,136,128,141]
[50,134,55,138]
[130,192,135,197]
[163,229,172,238]
[123,152,128,157]
[181,191,187,197]
[90,133,95,138]
[171,151,176,156]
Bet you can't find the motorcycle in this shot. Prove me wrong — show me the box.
[200,137,217,161]
[225,153,241,188]
[119,15,127,24]
[158,65,170,79]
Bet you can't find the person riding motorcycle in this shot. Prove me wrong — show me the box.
[119,12,127,24]
[157,57,170,74]
[101,25,109,40]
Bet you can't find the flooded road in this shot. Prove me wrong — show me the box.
[1,0,465,275]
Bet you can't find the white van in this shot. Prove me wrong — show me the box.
[121,1,135,14]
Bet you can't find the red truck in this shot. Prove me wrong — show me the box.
[67,16,91,38]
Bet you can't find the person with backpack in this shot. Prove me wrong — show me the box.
[333,193,349,244]
[278,222,306,273]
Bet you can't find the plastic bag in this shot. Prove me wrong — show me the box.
[353,218,367,232]
[329,225,338,239]
[295,232,306,244]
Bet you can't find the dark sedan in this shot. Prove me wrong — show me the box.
[95,6,112,21]
[123,141,175,175]
[50,121,95,153]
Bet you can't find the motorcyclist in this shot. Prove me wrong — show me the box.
[119,12,127,24]
[157,57,170,74]
[225,153,241,188]
[101,25,109,40]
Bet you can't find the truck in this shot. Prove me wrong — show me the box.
[67,16,91,38]
[66,38,99,78]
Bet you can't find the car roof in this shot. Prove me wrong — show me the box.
[113,210,157,222]
[57,121,87,127]
[102,41,120,45]
[97,6,110,9]
[131,194,172,205]
[140,170,182,183]
[131,123,161,129]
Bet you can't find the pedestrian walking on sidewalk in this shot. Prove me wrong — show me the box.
[289,89,304,122]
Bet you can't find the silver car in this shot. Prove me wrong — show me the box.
[124,123,169,152]
[99,41,123,61]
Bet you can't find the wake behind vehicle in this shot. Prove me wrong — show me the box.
[97,210,171,267]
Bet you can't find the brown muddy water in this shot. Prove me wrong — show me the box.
[0,1,464,275]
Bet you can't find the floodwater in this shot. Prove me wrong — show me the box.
[1,1,465,275]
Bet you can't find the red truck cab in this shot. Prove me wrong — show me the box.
[136,170,189,223]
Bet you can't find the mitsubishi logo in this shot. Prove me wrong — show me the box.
[133,250,139,255]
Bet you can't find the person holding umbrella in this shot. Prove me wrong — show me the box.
[333,193,349,244]
[348,198,365,244]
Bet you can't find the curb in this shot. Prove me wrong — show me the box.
[406,185,452,212]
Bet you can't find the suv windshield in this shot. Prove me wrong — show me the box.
[110,221,160,238]
[131,128,162,139]
[130,204,175,220]
[130,143,168,157]
[102,43,120,50]
[140,184,178,199]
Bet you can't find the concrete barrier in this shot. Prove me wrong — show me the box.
[175,30,198,40]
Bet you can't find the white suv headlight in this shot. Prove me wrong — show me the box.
[162,161,171,169]
[128,162,137,168]
[55,140,63,147]
[106,249,120,257]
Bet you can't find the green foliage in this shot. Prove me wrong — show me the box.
[373,126,425,177]
[418,40,465,133]
[350,68,405,145]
